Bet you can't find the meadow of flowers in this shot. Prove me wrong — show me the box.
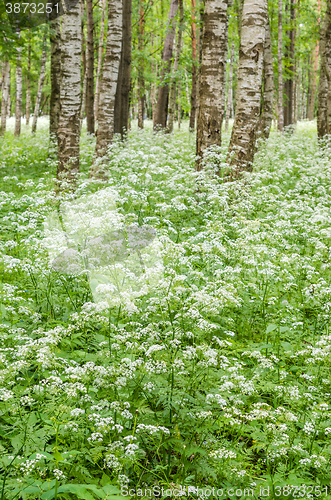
[1,118,331,499]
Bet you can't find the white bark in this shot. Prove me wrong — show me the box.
[196,0,229,169]
[92,0,122,165]
[31,42,47,134]
[57,0,82,181]
[15,35,22,137]
[0,61,10,136]
[95,0,107,123]
[227,0,267,173]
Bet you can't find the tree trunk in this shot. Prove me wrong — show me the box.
[258,15,273,139]
[227,0,267,174]
[114,0,132,137]
[167,0,184,133]
[277,0,284,132]
[283,0,295,128]
[26,43,31,126]
[196,0,228,169]
[0,61,10,136]
[308,0,320,122]
[154,0,178,129]
[95,0,106,124]
[189,0,197,131]
[137,0,145,129]
[225,42,235,132]
[15,33,22,137]
[57,1,82,182]
[86,0,95,133]
[50,16,61,142]
[31,41,46,134]
[318,0,331,137]
[92,0,122,163]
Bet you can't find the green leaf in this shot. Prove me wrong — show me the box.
[266,324,277,334]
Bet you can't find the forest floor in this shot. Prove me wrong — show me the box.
[1,119,331,498]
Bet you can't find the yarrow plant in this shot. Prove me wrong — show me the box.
[0,118,331,498]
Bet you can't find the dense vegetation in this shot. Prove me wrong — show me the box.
[1,119,331,498]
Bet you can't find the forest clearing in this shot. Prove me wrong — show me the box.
[1,0,331,496]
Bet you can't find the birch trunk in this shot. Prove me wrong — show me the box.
[189,0,197,131]
[0,61,10,136]
[114,0,132,137]
[258,16,273,139]
[277,0,284,132]
[86,0,95,134]
[95,0,107,123]
[225,42,235,132]
[137,0,145,129]
[26,44,31,126]
[15,36,22,137]
[167,0,183,133]
[50,16,61,142]
[92,0,122,164]
[318,0,331,137]
[195,0,229,169]
[57,1,82,182]
[154,0,178,129]
[283,0,295,128]
[31,41,46,134]
[227,0,267,174]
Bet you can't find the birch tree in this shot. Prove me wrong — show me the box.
[137,0,145,129]
[86,0,95,134]
[195,0,228,169]
[92,0,122,166]
[15,34,22,137]
[189,0,197,131]
[225,42,235,132]
[50,16,61,142]
[114,0,132,136]
[26,43,31,126]
[31,40,46,134]
[259,16,274,140]
[0,61,10,136]
[167,0,184,133]
[227,0,267,174]
[57,1,82,182]
[318,0,331,138]
[277,0,284,132]
[154,0,178,129]
[95,0,107,123]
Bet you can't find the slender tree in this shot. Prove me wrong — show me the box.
[0,61,10,136]
[277,0,284,132]
[50,16,61,142]
[227,0,267,174]
[57,1,82,182]
[31,39,47,134]
[154,0,178,129]
[189,0,197,131]
[167,0,184,133]
[318,0,331,138]
[26,42,31,126]
[92,0,122,164]
[137,0,145,129]
[225,42,235,132]
[95,0,107,123]
[86,0,95,133]
[196,0,229,169]
[114,0,132,136]
[15,32,22,137]
[259,15,274,139]
[283,0,295,128]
